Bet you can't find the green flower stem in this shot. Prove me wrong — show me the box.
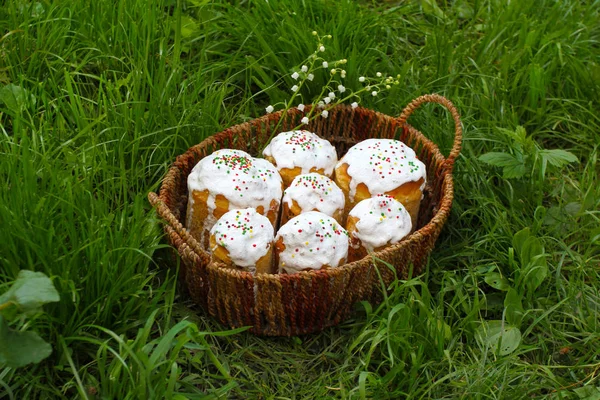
[260,52,319,152]
[258,33,394,151]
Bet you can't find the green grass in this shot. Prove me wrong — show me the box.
[1,0,599,398]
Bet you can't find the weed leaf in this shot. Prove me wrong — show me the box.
[504,288,524,327]
[523,256,549,293]
[539,149,578,167]
[175,15,199,38]
[479,152,527,178]
[0,271,60,316]
[0,84,35,112]
[479,152,517,167]
[522,236,543,267]
[512,229,548,292]
[475,320,522,356]
[484,272,511,291]
[512,228,531,260]
[0,316,53,368]
[421,0,446,19]
[23,2,45,18]
[455,0,474,19]
[573,386,600,399]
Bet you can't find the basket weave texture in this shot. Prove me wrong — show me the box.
[148,94,462,336]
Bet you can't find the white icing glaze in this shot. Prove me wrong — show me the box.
[276,211,349,274]
[282,173,345,217]
[262,130,338,176]
[186,149,283,232]
[336,139,426,201]
[210,208,274,270]
[348,194,412,251]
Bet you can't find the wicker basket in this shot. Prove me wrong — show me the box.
[148,94,462,336]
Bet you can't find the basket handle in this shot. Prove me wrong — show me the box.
[397,94,462,173]
[148,191,205,255]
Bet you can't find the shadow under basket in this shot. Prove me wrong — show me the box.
[148,94,463,336]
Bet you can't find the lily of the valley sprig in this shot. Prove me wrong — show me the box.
[262,32,400,147]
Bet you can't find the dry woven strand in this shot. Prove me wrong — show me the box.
[148,94,462,336]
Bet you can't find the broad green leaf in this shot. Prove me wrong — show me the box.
[475,320,522,356]
[484,272,511,291]
[502,162,527,179]
[0,316,53,368]
[573,386,600,399]
[0,84,36,112]
[479,152,517,167]
[478,152,527,178]
[17,2,45,18]
[421,0,446,19]
[172,15,198,38]
[565,202,581,216]
[513,126,528,143]
[498,126,533,150]
[496,126,527,143]
[0,270,60,316]
[523,256,548,293]
[455,0,474,19]
[476,264,495,275]
[539,149,578,167]
[512,230,548,292]
[31,2,45,17]
[512,228,531,263]
[521,236,544,267]
[504,288,524,327]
